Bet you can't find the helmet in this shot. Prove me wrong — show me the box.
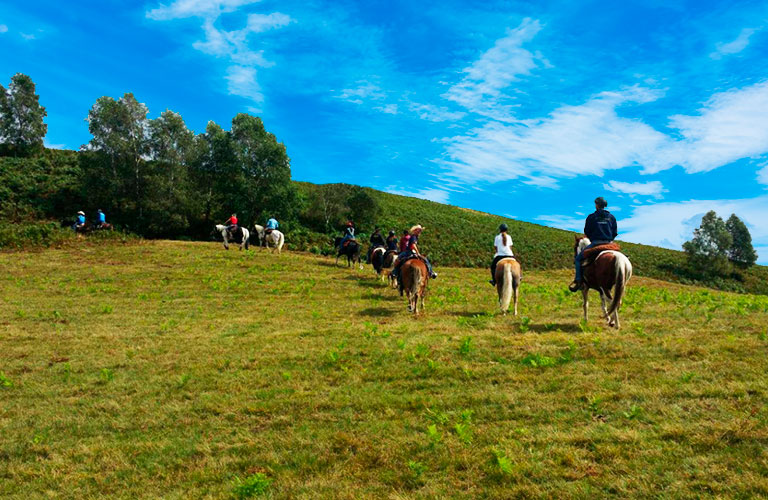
[594,197,608,208]
[97,209,103,212]
[77,211,85,216]
[389,230,395,236]
[499,223,508,232]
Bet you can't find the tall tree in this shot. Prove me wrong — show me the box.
[683,210,733,274]
[725,214,758,267]
[347,186,380,231]
[0,73,48,157]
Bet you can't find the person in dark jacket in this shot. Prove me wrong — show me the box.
[569,197,618,292]
[385,230,398,251]
[367,227,386,262]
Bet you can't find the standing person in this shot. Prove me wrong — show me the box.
[266,216,279,231]
[398,230,410,253]
[392,225,438,280]
[96,209,106,228]
[224,213,238,238]
[489,223,514,286]
[367,227,386,262]
[386,230,398,251]
[569,197,618,292]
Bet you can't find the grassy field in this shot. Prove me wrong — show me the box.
[2,241,768,498]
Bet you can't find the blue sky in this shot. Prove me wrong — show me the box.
[3,0,768,262]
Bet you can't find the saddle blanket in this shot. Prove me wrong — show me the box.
[581,243,621,267]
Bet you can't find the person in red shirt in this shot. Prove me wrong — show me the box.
[224,213,238,237]
[398,230,410,253]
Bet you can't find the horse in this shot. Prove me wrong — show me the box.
[495,257,522,316]
[370,246,386,275]
[380,250,399,288]
[399,258,428,315]
[334,237,363,269]
[214,224,250,251]
[574,235,632,329]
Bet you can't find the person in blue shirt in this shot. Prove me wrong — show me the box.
[569,197,618,292]
[266,217,279,231]
[96,209,106,228]
[73,211,86,231]
[339,221,355,247]
[385,230,398,251]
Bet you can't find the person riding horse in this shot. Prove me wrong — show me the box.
[96,209,107,229]
[266,217,279,234]
[386,230,398,251]
[73,211,86,231]
[398,229,410,252]
[392,225,438,281]
[367,227,386,263]
[489,223,514,286]
[224,213,239,239]
[569,197,618,292]
[340,221,356,248]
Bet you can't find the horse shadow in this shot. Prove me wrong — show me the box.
[359,307,396,317]
[449,311,491,318]
[526,322,582,333]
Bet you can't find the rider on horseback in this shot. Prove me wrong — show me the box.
[96,209,106,228]
[73,211,86,231]
[225,213,239,238]
[392,225,438,280]
[386,230,398,251]
[569,197,618,292]
[340,221,355,248]
[398,230,410,252]
[489,223,514,286]
[266,216,279,234]
[367,227,386,262]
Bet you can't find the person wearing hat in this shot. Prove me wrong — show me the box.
[339,220,356,248]
[569,196,618,292]
[367,227,386,263]
[73,210,86,231]
[385,230,398,252]
[392,225,437,281]
[489,223,514,286]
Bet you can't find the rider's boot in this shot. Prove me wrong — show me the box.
[489,279,496,286]
[568,280,582,292]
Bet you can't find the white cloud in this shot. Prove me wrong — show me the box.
[758,163,768,186]
[336,81,385,105]
[225,65,262,103]
[146,0,259,21]
[604,180,666,198]
[147,0,291,104]
[375,103,398,114]
[20,32,35,40]
[0,24,8,34]
[658,81,768,174]
[444,18,544,118]
[409,102,466,122]
[535,214,584,232]
[710,27,760,59]
[440,86,668,185]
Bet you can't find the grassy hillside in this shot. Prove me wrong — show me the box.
[296,182,768,295]
[2,241,768,498]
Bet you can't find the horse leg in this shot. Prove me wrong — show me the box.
[513,281,520,317]
[582,288,589,323]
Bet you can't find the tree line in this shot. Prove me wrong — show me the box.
[0,73,380,241]
[684,210,758,272]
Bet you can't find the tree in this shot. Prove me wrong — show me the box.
[725,214,758,267]
[683,210,733,274]
[0,73,48,157]
[347,186,380,231]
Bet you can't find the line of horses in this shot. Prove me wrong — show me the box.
[215,225,634,329]
[214,224,284,253]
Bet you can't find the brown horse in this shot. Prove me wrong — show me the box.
[574,236,633,329]
[400,258,428,315]
[495,257,522,316]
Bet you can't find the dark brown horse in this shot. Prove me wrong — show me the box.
[399,258,428,315]
[574,236,633,329]
[334,237,363,269]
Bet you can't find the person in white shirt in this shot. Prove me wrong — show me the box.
[489,223,514,286]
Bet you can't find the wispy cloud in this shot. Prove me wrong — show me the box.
[0,24,8,34]
[20,32,35,40]
[444,18,544,119]
[409,102,466,122]
[386,186,450,204]
[335,81,385,105]
[758,162,768,186]
[146,0,292,106]
[604,180,666,198]
[710,27,760,59]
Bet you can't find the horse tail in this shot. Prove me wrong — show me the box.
[499,262,513,313]
[411,263,423,298]
[606,253,632,318]
[244,229,250,249]
[278,231,285,250]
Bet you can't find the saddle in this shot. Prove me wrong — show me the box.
[342,239,356,248]
[265,228,273,235]
[581,243,621,267]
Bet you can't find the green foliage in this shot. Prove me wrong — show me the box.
[492,448,514,476]
[0,73,47,157]
[0,372,12,388]
[458,336,473,356]
[683,210,733,275]
[347,186,381,230]
[232,473,271,498]
[726,214,757,267]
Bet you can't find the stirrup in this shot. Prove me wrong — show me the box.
[568,281,582,292]
[489,280,496,286]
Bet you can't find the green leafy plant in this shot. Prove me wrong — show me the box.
[492,448,514,476]
[623,405,642,420]
[99,368,114,384]
[458,336,473,356]
[0,372,12,388]
[518,316,531,333]
[232,472,271,498]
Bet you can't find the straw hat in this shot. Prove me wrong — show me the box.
[409,224,424,234]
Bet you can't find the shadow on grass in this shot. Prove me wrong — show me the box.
[359,307,396,317]
[526,322,582,333]
[448,311,492,317]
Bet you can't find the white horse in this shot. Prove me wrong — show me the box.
[215,224,250,251]
[254,224,284,254]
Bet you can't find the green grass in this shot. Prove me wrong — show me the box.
[2,240,768,498]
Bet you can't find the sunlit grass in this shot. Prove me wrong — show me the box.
[1,240,767,498]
